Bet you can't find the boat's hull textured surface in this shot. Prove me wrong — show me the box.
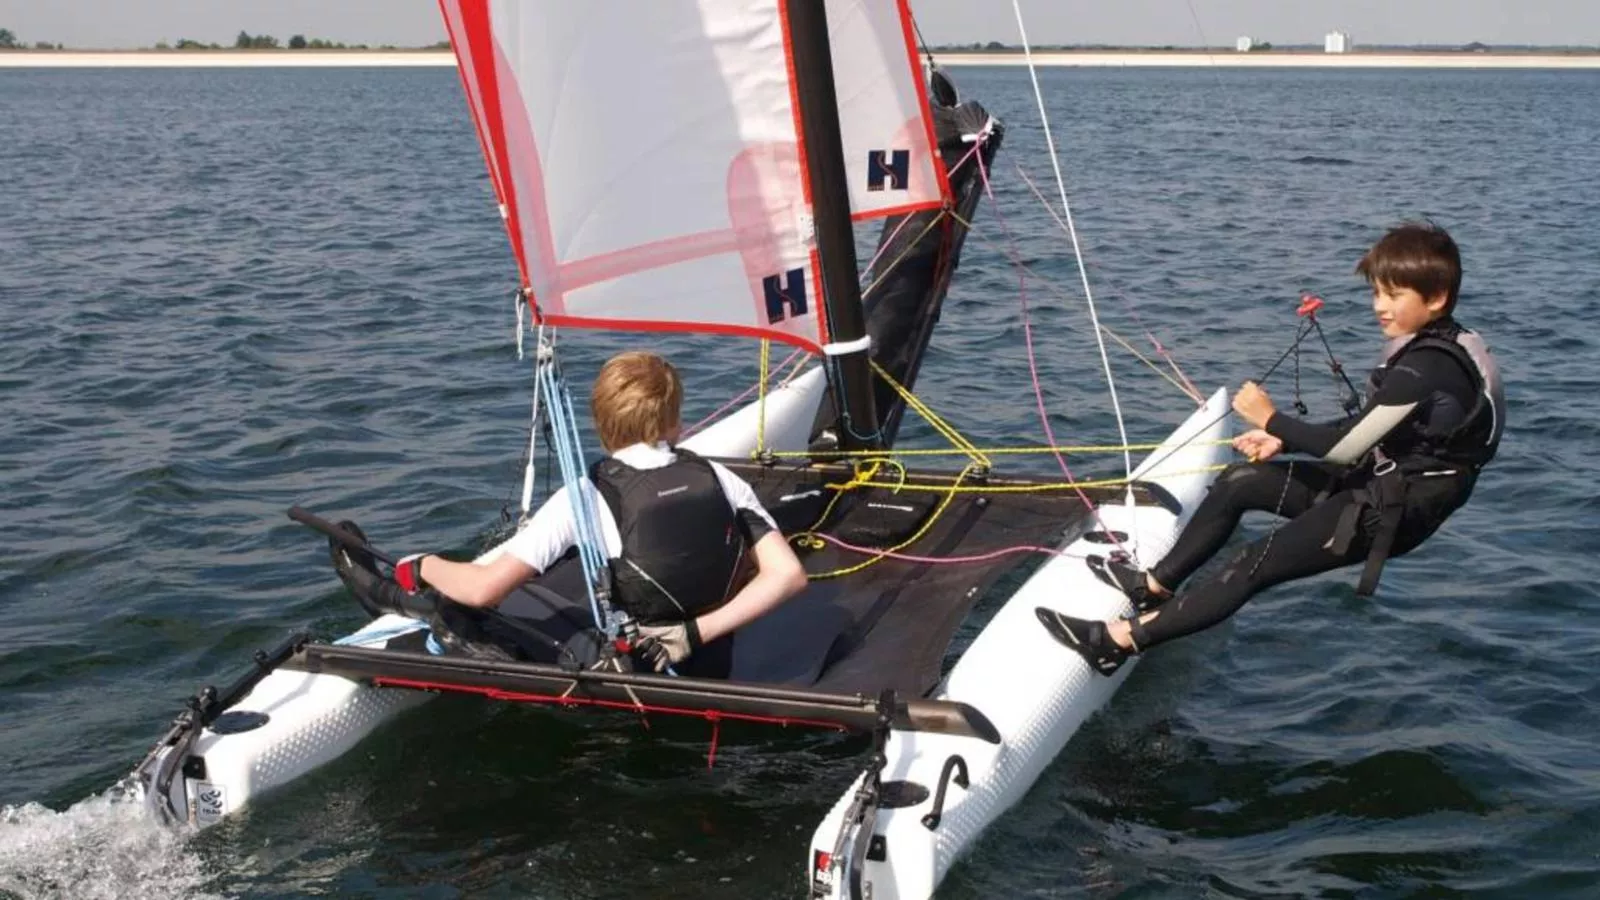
[807,389,1231,900]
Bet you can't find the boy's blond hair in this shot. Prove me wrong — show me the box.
[590,351,683,452]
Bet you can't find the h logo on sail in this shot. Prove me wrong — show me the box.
[867,149,911,191]
[763,268,807,324]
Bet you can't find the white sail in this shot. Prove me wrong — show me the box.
[439,0,946,352]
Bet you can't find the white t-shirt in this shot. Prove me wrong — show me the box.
[503,442,778,574]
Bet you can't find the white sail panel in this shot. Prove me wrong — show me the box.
[830,0,947,220]
[441,0,943,350]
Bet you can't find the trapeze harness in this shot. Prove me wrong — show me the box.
[587,448,749,625]
[1332,319,1504,595]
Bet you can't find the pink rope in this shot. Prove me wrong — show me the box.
[858,141,985,281]
[684,142,988,441]
[1011,164,1204,405]
[812,531,1085,565]
[972,149,1137,563]
[681,347,806,438]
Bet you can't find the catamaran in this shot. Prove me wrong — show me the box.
[128,2,1230,898]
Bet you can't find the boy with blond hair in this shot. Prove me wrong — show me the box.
[1038,222,1504,674]
[341,351,807,677]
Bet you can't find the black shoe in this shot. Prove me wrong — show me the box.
[1087,553,1166,613]
[1035,607,1129,676]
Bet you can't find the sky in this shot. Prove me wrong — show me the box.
[0,0,1595,50]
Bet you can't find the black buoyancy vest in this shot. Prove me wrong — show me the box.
[1338,319,1504,597]
[1366,318,1504,474]
[588,448,746,625]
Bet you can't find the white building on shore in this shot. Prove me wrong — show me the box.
[1236,36,1255,52]
[1325,31,1352,53]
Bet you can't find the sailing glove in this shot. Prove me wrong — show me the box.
[635,620,703,672]
[393,554,428,593]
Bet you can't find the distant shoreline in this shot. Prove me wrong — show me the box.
[3,49,1600,70]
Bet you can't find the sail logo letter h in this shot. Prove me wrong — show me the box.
[867,149,911,191]
[763,268,808,324]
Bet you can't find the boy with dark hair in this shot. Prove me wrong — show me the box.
[335,351,808,677]
[1038,222,1504,674]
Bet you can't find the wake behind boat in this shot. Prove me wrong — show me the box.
[128,3,1230,898]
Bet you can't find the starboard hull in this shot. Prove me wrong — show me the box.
[806,389,1231,900]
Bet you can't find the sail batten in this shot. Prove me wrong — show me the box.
[440,0,945,351]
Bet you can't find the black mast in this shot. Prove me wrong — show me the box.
[785,0,881,451]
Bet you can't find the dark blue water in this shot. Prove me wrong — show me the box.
[2,64,1598,899]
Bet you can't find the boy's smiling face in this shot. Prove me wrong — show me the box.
[1371,281,1449,339]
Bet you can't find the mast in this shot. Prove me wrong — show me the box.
[785,0,881,451]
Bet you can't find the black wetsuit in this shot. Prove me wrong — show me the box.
[1135,320,1493,650]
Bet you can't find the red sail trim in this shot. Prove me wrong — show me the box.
[438,2,507,220]
[557,227,743,293]
[534,312,824,355]
[453,0,532,290]
[776,0,830,345]
[893,0,952,202]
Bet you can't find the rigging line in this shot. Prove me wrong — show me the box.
[517,321,547,521]
[810,531,1094,566]
[763,439,1232,458]
[1115,318,1320,483]
[800,463,978,579]
[1010,0,1131,481]
[972,150,1137,562]
[945,207,1204,403]
[756,339,771,455]
[825,463,1228,494]
[870,360,989,467]
[908,7,937,69]
[860,210,950,300]
[1181,0,1254,137]
[680,346,807,439]
[1010,163,1204,403]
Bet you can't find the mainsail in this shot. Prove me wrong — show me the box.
[439,0,949,352]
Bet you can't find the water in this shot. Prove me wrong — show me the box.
[2,64,1598,898]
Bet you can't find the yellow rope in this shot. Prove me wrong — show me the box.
[755,339,770,455]
[762,439,1231,459]
[796,463,979,579]
[799,459,886,540]
[1099,326,1204,404]
[859,211,950,300]
[824,463,1228,494]
[869,360,991,468]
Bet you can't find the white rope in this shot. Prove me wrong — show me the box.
[1010,0,1132,482]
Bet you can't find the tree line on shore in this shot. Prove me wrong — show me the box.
[0,28,450,51]
[4,28,1596,55]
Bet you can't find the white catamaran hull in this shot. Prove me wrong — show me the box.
[138,375,1229,900]
[807,388,1231,900]
[141,367,832,826]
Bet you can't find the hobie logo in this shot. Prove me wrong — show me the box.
[867,149,910,191]
[763,267,807,324]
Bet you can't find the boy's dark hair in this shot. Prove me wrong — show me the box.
[1356,222,1462,314]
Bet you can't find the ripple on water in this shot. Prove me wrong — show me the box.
[2,64,1600,898]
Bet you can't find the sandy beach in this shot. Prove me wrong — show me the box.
[3,49,1599,69]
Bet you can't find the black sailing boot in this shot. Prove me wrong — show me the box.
[1086,553,1168,613]
[1035,608,1131,676]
